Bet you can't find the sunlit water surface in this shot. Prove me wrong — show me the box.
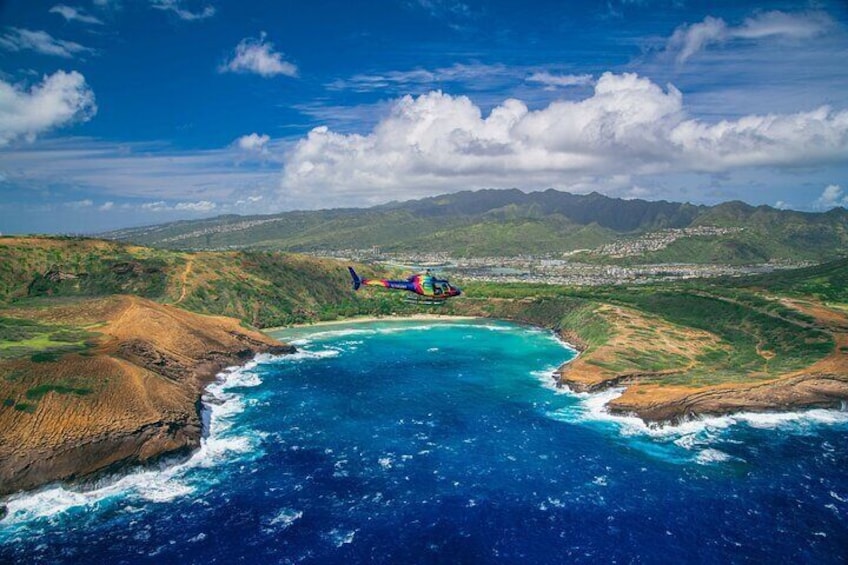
[1,319,847,563]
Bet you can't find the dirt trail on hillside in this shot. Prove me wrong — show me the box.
[175,258,194,304]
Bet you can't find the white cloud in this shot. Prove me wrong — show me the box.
[0,27,94,58]
[0,70,97,145]
[219,33,298,78]
[734,10,833,40]
[668,16,727,64]
[65,198,93,208]
[236,132,270,153]
[281,73,848,203]
[150,0,215,21]
[141,200,168,211]
[174,200,216,212]
[0,139,283,208]
[235,195,263,206]
[140,200,216,213]
[49,5,104,25]
[667,11,833,63]
[526,72,594,90]
[328,63,511,92]
[99,201,114,211]
[669,106,848,170]
[813,184,847,210]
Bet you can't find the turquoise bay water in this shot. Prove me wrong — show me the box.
[1,319,848,563]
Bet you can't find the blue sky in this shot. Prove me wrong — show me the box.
[1,0,847,233]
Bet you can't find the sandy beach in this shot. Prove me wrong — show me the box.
[265,313,481,332]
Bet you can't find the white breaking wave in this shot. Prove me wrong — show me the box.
[264,347,342,362]
[545,386,848,466]
[288,328,377,344]
[734,409,848,429]
[266,508,303,530]
[550,333,580,355]
[0,352,299,527]
[553,386,848,437]
[695,448,733,465]
[530,367,572,395]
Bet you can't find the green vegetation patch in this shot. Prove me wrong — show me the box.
[594,289,833,378]
[727,258,848,303]
[13,402,36,413]
[0,316,97,360]
[556,302,611,351]
[25,383,92,400]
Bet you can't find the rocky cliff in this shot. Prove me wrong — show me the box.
[554,300,848,424]
[0,296,293,497]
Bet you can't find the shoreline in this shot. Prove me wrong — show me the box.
[264,313,482,332]
[0,296,295,500]
[3,312,845,520]
[270,312,848,427]
[0,355,268,525]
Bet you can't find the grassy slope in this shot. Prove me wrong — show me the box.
[1,237,844,394]
[460,258,846,388]
[0,237,424,328]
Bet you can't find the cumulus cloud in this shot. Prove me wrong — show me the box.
[281,72,848,203]
[175,200,216,212]
[99,201,114,211]
[150,0,215,21]
[0,70,97,145]
[667,10,833,63]
[0,27,94,58]
[526,72,594,90]
[236,132,270,153]
[141,201,167,211]
[813,184,848,210]
[235,195,263,206]
[50,5,104,25]
[219,33,298,78]
[141,200,217,212]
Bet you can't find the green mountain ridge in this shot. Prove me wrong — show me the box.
[101,189,848,264]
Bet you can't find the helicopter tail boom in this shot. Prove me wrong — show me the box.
[348,267,362,291]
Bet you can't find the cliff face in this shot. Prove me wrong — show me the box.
[0,296,293,497]
[606,373,848,423]
[554,300,848,424]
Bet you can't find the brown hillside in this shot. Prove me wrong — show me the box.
[603,301,848,422]
[0,296,293,496]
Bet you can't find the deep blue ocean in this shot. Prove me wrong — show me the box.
[2,319,848,564]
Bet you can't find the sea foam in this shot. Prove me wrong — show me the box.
[545,385,848,466]
[0,352,297,529]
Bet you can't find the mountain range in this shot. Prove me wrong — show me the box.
[103,189,848,264]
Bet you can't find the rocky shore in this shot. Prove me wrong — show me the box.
[554,301,848,425]
[0,296,293,498]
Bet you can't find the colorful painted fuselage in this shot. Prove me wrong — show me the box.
[349,267,461,300]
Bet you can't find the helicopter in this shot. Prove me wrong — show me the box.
[348,267,462,302]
